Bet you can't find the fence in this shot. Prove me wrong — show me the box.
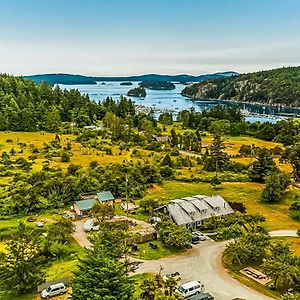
[126,232,157,245]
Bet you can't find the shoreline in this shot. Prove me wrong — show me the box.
[182,94,300,111]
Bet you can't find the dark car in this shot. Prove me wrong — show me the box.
[192,233,201,244]
[189,292,214,300]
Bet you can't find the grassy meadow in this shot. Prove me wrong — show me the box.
[142,181,300,231]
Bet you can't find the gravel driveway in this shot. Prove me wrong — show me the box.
[135,240,273,300]
[73,220,92,249]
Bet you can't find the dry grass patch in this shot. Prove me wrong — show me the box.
[143,181,300,230]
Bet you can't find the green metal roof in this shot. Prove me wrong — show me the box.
[97,191,115,202]
[75,199,97,211]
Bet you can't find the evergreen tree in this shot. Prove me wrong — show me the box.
[249,148,277,182]
[72,246,134,300]
[203,134,229,172]
[170,128,178,147]
[0,222,45,294]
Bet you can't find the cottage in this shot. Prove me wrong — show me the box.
[74,190,115,217]
[96,191,115,204]
[74,198,98,217]
[156,194,234,228]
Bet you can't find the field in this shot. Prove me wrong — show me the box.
[142,181,300,231]
[0,131,154,172]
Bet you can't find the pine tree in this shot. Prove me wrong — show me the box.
[249,148,277,182]
[203,134,228,172]
[0,222,45,294]
[72,246,134,300]
[170,128,178,147]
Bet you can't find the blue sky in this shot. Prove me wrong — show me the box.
[0,0,299,75]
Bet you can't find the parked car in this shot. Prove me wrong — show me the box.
[189,292,214,300]
[41,282,66,298]
[62,211,74,220]
[176,280,204,298]
[149,242,158,249]
[163,272,181,282]
[193,231,206,241]
[192,233,201,244]
[148,216,161,224]
[83,219,94,232]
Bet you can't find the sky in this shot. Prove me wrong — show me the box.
[0,0,300,76]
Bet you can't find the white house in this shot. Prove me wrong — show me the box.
[157,195,234,228]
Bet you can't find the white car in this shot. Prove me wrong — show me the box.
[41,282,66,298]
[176,280,204,298]
[83,219,94,231]
[193,231,206,241]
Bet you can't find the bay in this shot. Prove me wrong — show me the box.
[59,81,300,123]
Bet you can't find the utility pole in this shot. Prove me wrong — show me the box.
[125,173,129,214]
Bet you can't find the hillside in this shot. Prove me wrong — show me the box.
[0,74,100,131]
[181,66,300,107]
[24,71,239,85]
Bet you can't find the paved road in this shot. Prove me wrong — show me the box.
[73,220,295,300]
[73,221,92,249]
[135,240,273,300]
[269,230,298,237]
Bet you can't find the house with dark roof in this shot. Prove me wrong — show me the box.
[156,194,234,229]
[74,191,115,216]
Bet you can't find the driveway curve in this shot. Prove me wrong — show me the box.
[269,230,298,237]
[135,240,273,300]
[73,219,296,299]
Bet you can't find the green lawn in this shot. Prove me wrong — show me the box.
[142,181,300,231]
[0,293,35,300]
[222,255,281,299]
[47,259,78,281]
[131,240,185,260]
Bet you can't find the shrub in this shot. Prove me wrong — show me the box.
[289,201,300,221]
[156,218,191,248]
[217,224,244,240]
[60,151,70,162]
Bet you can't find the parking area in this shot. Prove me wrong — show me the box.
[135,240,272,300]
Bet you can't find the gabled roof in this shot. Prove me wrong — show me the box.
[97,191,115,202]
[75,199,97,211]
[166,194,234,226]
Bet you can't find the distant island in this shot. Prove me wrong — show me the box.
[127,86,146,97]
[24,74,97,85]
[24,71,238,86]
[139,80,175,90]
[181,66,300,107]
[120,82,133,86]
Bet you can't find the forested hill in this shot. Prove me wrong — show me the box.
[0,74,106,131]
[181,66,300,107]
[24,71,238,85]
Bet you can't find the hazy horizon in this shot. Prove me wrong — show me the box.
[1,0,300,76]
